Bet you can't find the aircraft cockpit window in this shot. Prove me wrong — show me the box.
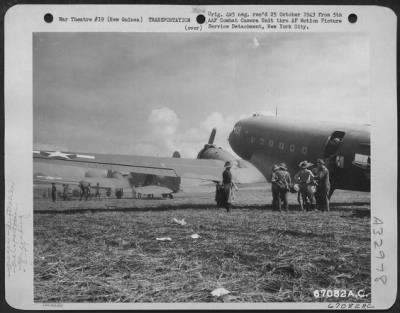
[278,142,285,150]
[289,144,295,152]
[268,139,274,147]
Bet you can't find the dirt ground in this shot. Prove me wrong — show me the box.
[34,188,371,303]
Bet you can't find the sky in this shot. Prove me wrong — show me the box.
[33,32,369,158]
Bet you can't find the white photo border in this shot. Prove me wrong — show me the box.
[4,4,397,310]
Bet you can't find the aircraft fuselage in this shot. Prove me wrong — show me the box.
[228,115,370,192]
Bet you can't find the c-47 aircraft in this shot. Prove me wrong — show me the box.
[228,114,370,195]
[34,114,370,199]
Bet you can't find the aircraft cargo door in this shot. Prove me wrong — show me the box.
[324,131,345,159]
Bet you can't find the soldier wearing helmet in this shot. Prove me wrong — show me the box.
[271,163,291,212]
[293,160,316,211]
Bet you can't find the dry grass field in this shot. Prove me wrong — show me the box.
[34,188,370,303]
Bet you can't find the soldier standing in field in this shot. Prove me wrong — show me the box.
[86,183,91,201]
[62,184,69,200]
[94,182,101,200]
[79,181,86,201]
[271,163,291,212]
[222,161,237,213]
[51,183,57,202]
[293,160,316,211]
[270,164,280,211]
[314,158,331,212]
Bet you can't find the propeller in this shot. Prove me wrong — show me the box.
[197,128,217,159]
[208,128,216,144]
[197,128,238,165]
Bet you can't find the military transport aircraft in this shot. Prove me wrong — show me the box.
[34,114,370,199]
[228,114,370,195]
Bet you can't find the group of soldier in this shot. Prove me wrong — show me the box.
[79,182,101,201]
[217,158,331,213]
[50,182,101,202]
[50,159,330,211]
[271,159,331,212]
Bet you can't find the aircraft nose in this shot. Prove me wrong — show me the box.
[228,123,242,152]
[228,131,234,149]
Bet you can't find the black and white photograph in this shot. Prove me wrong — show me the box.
[4,5,397,310]
[32,31,373,303]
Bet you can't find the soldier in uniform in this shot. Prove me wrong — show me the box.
[271,163,291,212]
[79,181,86,201]
[270,164,280,211]
[86,183,91,201]
[222,161,237,212]
[51,183,57,202]
[314,158,330,211]
[293,161,316,211]
[94,182,101,200]
[63,184,69,201]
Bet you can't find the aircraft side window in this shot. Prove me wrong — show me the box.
[289,144,295,152]
[233,126,242,135]
[278,142,285,150]
[268,139,274,147]
[301,146,308,155]
[259,138,264,145]
[250,136,256,144]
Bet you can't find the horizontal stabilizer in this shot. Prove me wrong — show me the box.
[133,185,173,195]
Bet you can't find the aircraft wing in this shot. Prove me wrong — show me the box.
[33,150,227,188]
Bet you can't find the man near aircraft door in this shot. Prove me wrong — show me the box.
[271,163,291,212]
[314,159,331,211]
[293,161,316,211]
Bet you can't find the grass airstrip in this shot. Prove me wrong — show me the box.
[34,189,370,303]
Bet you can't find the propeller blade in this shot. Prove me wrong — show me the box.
[208,128,217,144]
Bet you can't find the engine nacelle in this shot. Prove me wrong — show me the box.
[197,144,237,164]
